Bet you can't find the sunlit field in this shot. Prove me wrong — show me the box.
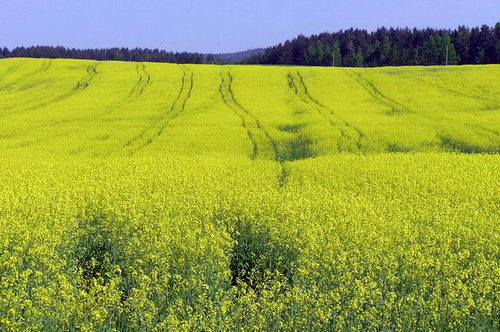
[0,58,498,330]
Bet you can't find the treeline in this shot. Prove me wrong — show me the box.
[245,23,500,66]
[0,46,223,64]
[1,24,499,66]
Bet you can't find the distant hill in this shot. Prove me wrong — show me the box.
[0,45,264,65]
[215,48,265,63]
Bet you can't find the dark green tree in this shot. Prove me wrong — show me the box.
[305,40,326,65]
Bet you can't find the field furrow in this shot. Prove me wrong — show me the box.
[0,62,23,83]
[344,69,410,115]
[289,71,363,153]
[220,71,279,160]
[0,59,52,92]
[125,67,194,154]
[13,63,100,114]
[129,63,151,97]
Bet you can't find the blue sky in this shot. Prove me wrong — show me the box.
[1,0,499,53]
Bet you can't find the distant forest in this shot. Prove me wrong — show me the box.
[245,23,500,66]
[0,46,221,64]
[1,23,499,66]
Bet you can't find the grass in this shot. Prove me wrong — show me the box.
[0,58,498,330]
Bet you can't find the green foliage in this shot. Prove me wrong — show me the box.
[248,24,500,66]
[230,217,298,290]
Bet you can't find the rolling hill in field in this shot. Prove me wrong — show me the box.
[0,58,499,330]
[0,58,498,159]
[215,48,265,63]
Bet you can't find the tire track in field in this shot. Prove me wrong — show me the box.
[129,63,151,97]
[288,73,336,127]
[405,71,499,107]
[25,61,154,140]
[220,71,280,161]
[471,125,500,137]
[0,59,53,91]
[288,72,363,152]
[345,69,499,149]
[42,59,53,71]
[344,70,410,115]
[124,67,193,154]
[19,60,53,91]
[0,61,55,114]
[409,72,479,99]
[219,72,258,159]
[0,62,23,83]
[219,71,289,186]
[0,62,98,153]
[97,62,152,119]
[24,63,100,113]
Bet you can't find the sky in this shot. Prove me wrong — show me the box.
[1,0,499,54]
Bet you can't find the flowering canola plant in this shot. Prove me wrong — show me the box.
[0,58,498,330]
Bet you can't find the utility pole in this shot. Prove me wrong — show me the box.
[332,50,335,67]
[445,44,449,66]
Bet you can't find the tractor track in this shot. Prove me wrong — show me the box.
[288,72,344,153]
[219,72,258,159]
[225,72,279,156]
[73,64,98,90]
[220,71,280,160]
[29,62,153,133]
[288,73,337,127]
[0,62,23,83]
[130,63,151,97]
[96,62,152,119]
[345,69,499,146]
[469,124,500,137]
[344,70,409,115]
[42,59,53,71]
[405,71,499,107]
[24,63,100,113]
[220,71,289,187]
[125,67,193,154]
[288,72,363,152]
[0,59,53,92]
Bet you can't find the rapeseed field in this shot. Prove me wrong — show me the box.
[0,58,498,330]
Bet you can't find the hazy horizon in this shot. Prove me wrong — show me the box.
[1,0,499,53]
